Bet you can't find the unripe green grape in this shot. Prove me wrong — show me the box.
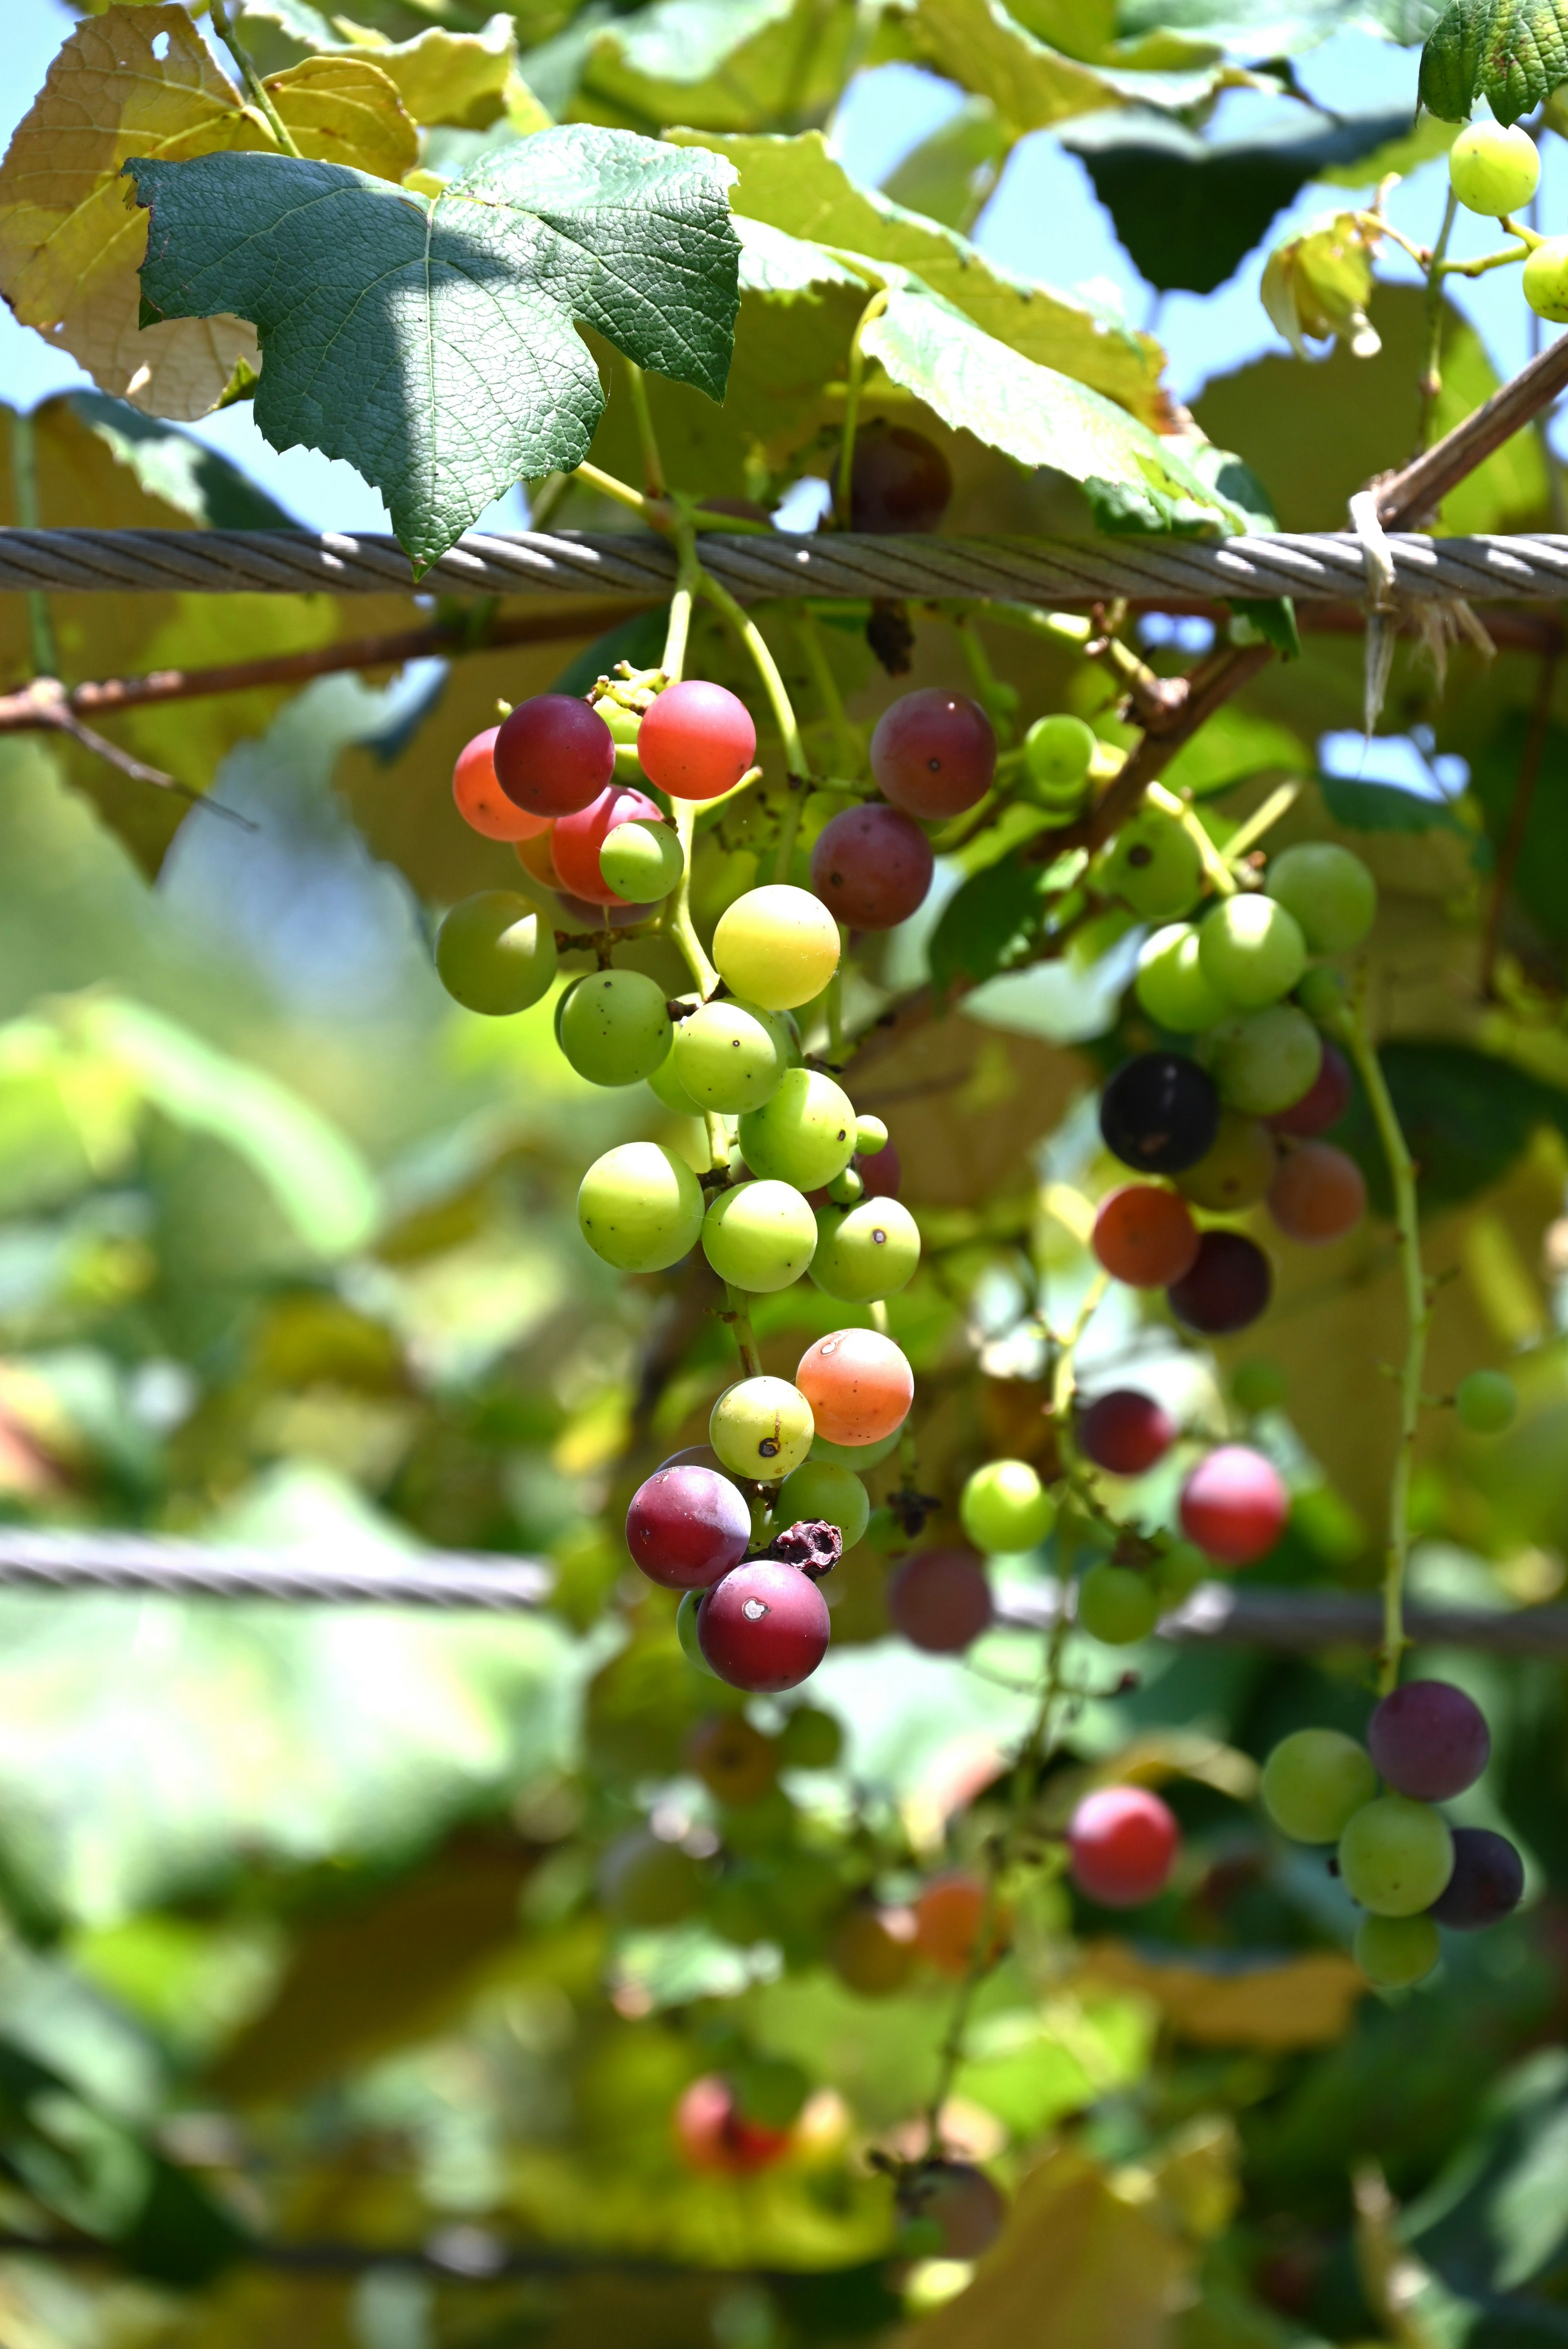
[1266,843,1377,955]
[713,885,840,1011]
[648,1052,706,1115]
[812,1424,903,1469]
[1448,118,1540,218]
[599,817,684,902]
[855,1114,889,1156]
[1024,713,1096,805]
[1524,235,1568,325]
[436,891,558,1015]
[1231,1358,1288,1414]
[1456,1368,1517,1433]
[811,1196,922,1301]
[737,1068,856,1190]
[1199,895,1308,1009]
[776,1459,870,1549]
[1176,1110,1277,1211]
[578,1141,704,1272]
[595,695,644,748]
[672,996,791,1113]
[778,1703,843,1769]
[1076,1561,1159,1645]
[557,967,672,1086]
[1338,1794,1454,1917]
[828,1166,864,1205]
[1356,1912,1440,1989]
[1261,1728,1377,1843]
[702,1179,817,1292]
[1135,923,1230,1033]
[1153,1540,1209,1606]
[711,1375,814,1481]
[1207,1005,1323,1117]
[960,1459,1054,1553]
[1296,965,1349,1021]
[678,1588,720,1676]
[1104,811,1204,922]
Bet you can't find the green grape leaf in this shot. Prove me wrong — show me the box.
[1337,1041,1568,1212]
[1319,773,1472,835]
[126,129,740,570]
[1420,0,1568,122]
[929,854,1049,992]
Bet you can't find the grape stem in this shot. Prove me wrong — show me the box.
[793,608,862,778]
[722,1286,764,1379]
[1418,187,1459,445]
[826,946,847,1061]
[663,798,718,998]
[835,287,891,527]
[621,359,666,499]
[1221,778,1301,865]
[1145,780,1238,897]
[209,0,303,157]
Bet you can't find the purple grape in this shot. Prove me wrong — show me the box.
[1167,1230,1272,1335]
[626,1465,752,1592]
[1368,1679,1491,1802]
[1100,1053,1219,1176]
[1428,1826,1524,1930]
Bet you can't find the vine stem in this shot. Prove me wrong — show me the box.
[622,359,666,499]
[9,410,58,681]
[834,287,890,526]
[793,608,861,778]
[209,0,303,156]
[1418,186,1459,448]
[664,798,717,998]
[1146,780,1237,897]
[723,1285,764,1379]
[697,566,810,780]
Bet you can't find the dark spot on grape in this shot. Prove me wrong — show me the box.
[731,1039,740,1049]
[829,868,843,885]
[872,1228,887,1244]
[1128,845,1152,868]
[927,758,942,772]
[759,1438,780,1457]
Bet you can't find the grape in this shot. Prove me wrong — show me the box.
[676,2075,791,2175]
[1208,1005,1323,1118]
[1104,811,1204,922]
[1091,1184,1199,1288]
[1266,842,1377,955]
[1078,1390,1176,1477]
[776,1459,869,1549]
[1267,1141,1366,1244]
[849,421,953,532]
[906,2163,1008,2260]
[1198,895,1307,1009]
[960,1458,1055,1553]
[578,1141,704,1272]
[1067,1786,1179,1908]
[1456,1369,1517,1433]
[1178,1444,1287,1564]
[1261,1728,1377,1843]
[625,1464,752,1592]
[672,996,791,1114]
[637,680,757,802]
[452,725,550,842]
[1135,923,1230,1033]
[1023,713,1096,805]
[599,1829,701,1928]
[710,1375,814,1482]
[811,1423,903,1470]
[888,1546,993,1652]
[829,1902,917,1996]
[1231,1359,1287,1413]
[677,1589,719,1676]
[1355,1913,1440,1989]
[1267,1040,1351,1138]
[1449,118,1540,217]
[737,1068,856,1190]
[435,892,559,1016]
[796,1328,913,1445]
[1338,1795,1454,1917]
[596,694,644,750]
[1177,1113,1278,1212]
[647,1052,706,1116]
[858,1140,903,1201]
[810,804,935,929]
[1077,1561,1159,1645]
[494,693,615,818]
[552,782,664,906]
[855,1114,889,1155]
[688,1712,779,1804]
[730,2052,811,2132]
[1523,235,1568,323]
[558,967,673,1087]
[1153,1540,1211,1607]
[1168,1230,1272,1336]
[702,1179,817,1292]
[599,818,684,903]
[828,1167,864,1206]
[1100,1053,1220,1175]
[713,885,841,1011]
[913,1871,998,1975]
[1428,1826,1525,1929]
[811,1196,921,1300]
[777,1703,844,1770]
[697,1559,831,1691]
[514,829,563,893]
[1367,1679,1490,1801]
[870,690,997,820]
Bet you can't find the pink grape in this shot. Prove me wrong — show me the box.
[869,690,996,819]
[1067,1786,1179,1907]
[887,1547,993,1653]
[1178,1445,1287,1565]
[810,804,935,929]
[698,1560,831,1692]
[494,694,615,818]
[1078,1390,1177,1476]
[625,1464,752,1591]
[1368,1679,1491,1801]
[1267,1041,1351,1138]
[637,680,757,801]
[552,783,664,906]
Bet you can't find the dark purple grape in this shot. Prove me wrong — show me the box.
[849,423,953,533]
[1428,1826,1524,1929]
[626,1465,751,1592]
[1368,1680,1491,1801]
[1167,1230,1272,1335]
[1078,1390,1176,1476]
[1100,1054,1219,1176]
[810,804,934,929]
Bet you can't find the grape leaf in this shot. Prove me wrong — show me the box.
[127,129,741,570]
[1420,0,1568,122]
[238,4,524,131]
[929,855,1049,992]
[901,0,1264,132]
[533,0,863,135]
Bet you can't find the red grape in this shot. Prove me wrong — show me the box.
[1100,1054,1220,1176]
[849,423,953,533]
[906,2162,1008,2259]
[1268,1040,1352,1138]
[1167,1230,1272,1334]
[698,1560,830,1691]
[453,726,551,842]
[1267,1141,1367,1245]
[870,691,996,820]
[625,1464,752,1591]
[1178,1444,1287,1565]
[887,1547,993,1652]
[1067,1785,1179,1907]
[1368,1679,1490,1801]
[637,680,757,802]
[551,783,664,906]
[1092,1185,1199,1288]
[858,1139,902,1200]
[1078,1389,1177,1476]
[913,1871,1000,1975]
[1428,1826,1523,1928]
[494,694,615,818]
[795,1329,913,1445]
[810,804,935,929]
[675,2075,790,2175]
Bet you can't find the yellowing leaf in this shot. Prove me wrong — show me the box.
[1261,209,1383,361]
[1078,1943,1365,2050]
[45,264,260,421]
[264,56,418,183]
[334,13,525,129]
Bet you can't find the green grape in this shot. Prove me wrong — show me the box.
[828,1166,864,1205]
[648,1052,706,1115]
[711,1375,815,1481]
[855,1114,889,1155]
[1103,811,1204,922]
[811,1197,921,1302]
[777,1704,843,1769]
[737,1068,856,1191]
[1338,1794,1454,1917]
[1355,1912,1440,1989]
[1456,1369,1517,1433]
[776,1459,870,1549]
[599,1830,700,1927]
[1207,1005,1323,1117]
[713,885,840,1011]
[1198,895,1308,1009]
[960,1459,1055,1553]
[1076,1561,1159,1645]
[1231,1359,1287,1414]
[595,695,644,748]
[577,1141,704,1272]
[557,968,672,1087]
[702,1179,817,1293]
[1153,1540,1209,1606]
[1296,965,1348,1021]
[436,891,558,1016]
[599,818,684,902]
[1266,843,1377,955]
[1261,1728,1377,1843]
[1524,236,1568,325]
[1024,713,1096,805]
[1448,118,1540,217]
[677,1589,721,1676]
[811,1424,903,1470]
[1176,1110,1277,1211]
[1135,923,1230,1033]
[671,996,791,1113]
